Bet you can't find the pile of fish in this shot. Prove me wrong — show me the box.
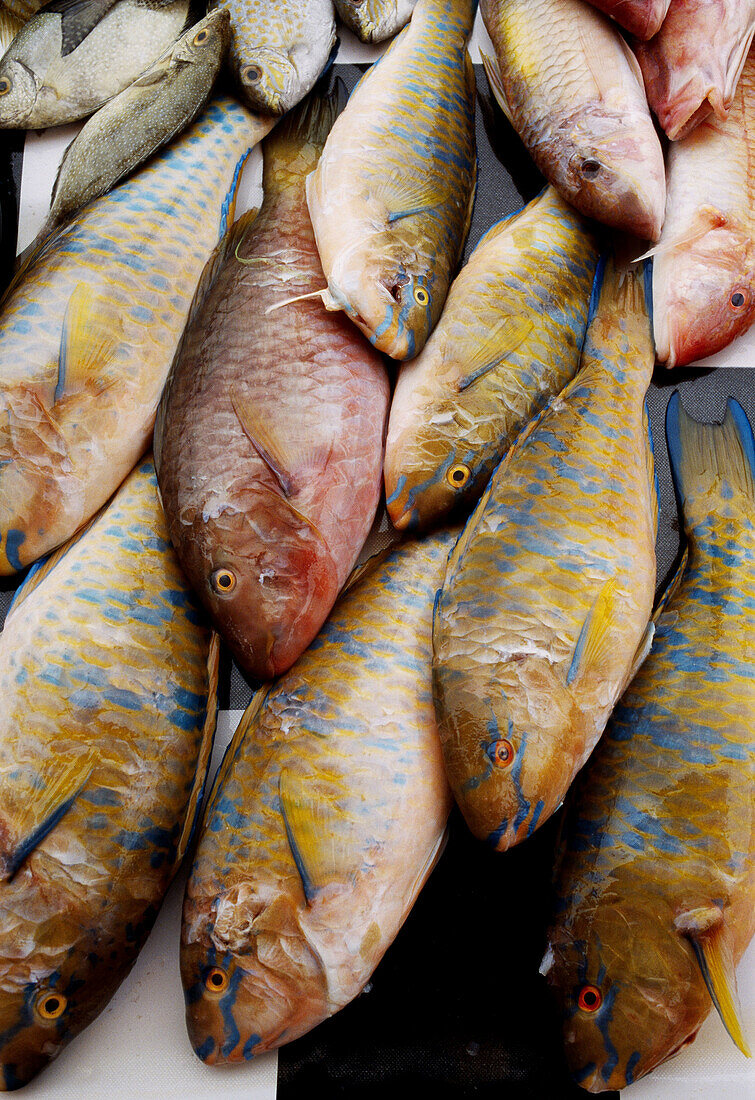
[0,0,752,1093]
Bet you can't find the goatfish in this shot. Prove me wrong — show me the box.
[334,0,418,42]
[635,0,755,141]
[0,457,218,1090]
[154,90,390,683]
[543,393,755,1092]
[180,529,456,1063]
[219,0,336,116]
[384,186,602,531]
[432,256,657,851]
[0,0,197,129]
[0,96,272,577]
[306,0,477,361]
[480,0,666,241]
[650,41,755,368]
[583,0,671,38]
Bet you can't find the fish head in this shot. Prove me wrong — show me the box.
[0,60,39,127]
[337,1,414,42]
[542,895,709,1091]
[172,8,231,68]
[232,46,305,117]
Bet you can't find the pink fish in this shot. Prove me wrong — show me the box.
[585,0,671,38]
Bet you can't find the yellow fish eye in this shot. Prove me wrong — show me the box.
[211,567,237,596]
[413,286,429,306]
[193,28,210,45]
[36,991,67,1021]
[205,967,229,994]
[446,463,471,489]
[0,78,11,96]
[243,65,263,85]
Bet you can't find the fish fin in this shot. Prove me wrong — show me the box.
[635,206,728,262]
[480,51,513,126]
[721,23,755,113]
[405,827,449,903]
[230,385,329,497]
[55,284,123,403]
[372,169,449,224]
[4,511,102,623]
[653,544,689,626]
[615,27,646,93]
[269,79,340,150]
[625,619,655,685]
[202,683,270,818]
[178,207,258,336]
[278,769,355,906]
[677,911,752,1058]
[566,576,620,686]
[175,633,220,865]
[454,314,534,392]
[666,392,755,517]
[644,400,660,536]
[129,58,178,88]
[41,0,122,57]
[341,543,399,594]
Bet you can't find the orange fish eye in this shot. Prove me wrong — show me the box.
[35,991,67,1021]
[491,739,514,768]
[211,568,237,596]
[729,288,749,311]
[578,984,603,1013]
[446,463,471,489]
[193,28,210,45]
[205,967,229,994]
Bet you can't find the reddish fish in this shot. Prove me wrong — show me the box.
[584,1,671,37]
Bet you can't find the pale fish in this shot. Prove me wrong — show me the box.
[583,0,671,38]
[334,0,417,42]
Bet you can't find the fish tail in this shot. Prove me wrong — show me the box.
[581,253,655,384]
[264,82,342,169]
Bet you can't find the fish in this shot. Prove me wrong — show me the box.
[39,7,231,233]
[480,0,666,241]
[384,186,602,532]
[0,0,198,129]
[583,0,671,38]
[306,0,478,361]
[432,256,657,851]
[543,393,755,1092]
[0,5,23,53]
[651,44,755,367]
[154,90,390,683]
[0,96,272,577]
[0,457,218,1090]
[180,528,457,1063]
[334,0,417,42]
[635,0,755,141]
[218,0,336,116]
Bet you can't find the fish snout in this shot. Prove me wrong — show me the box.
[233,50,295,116]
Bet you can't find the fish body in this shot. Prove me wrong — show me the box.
[652,46,755,367]
[181,529,456,1062]
[154,92,390,682]
[0,0,195,129]
[0,457,218,1090]
[306,0,477,361]
[384,186,601,531]
[217,0,336,115]
[480,0,666,241]
[635,0,755,140]
[334,0,417,42]
[584,0,671,38]
[544,394,755,1092]
[432,258,657,851]
[0,97,269,577]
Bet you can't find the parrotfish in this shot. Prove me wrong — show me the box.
[583,0,671,38]
[543,393,755,1092]
[480,0,666,241]
[432,257,657,851]
[651,41,755,367]
[0,96,271,577]
[0,0,196,129]
[306,0,477,361]
[635,0,755,141]
[384,186,601,531]
[180,529,456,1062]
[334,0,417,42]
[0,457,218,1090]
[154,91,390,682]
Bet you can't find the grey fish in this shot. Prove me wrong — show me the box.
[334,0,417,41]
[0,0,195,128]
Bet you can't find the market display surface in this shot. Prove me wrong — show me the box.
[0,2,753,1097]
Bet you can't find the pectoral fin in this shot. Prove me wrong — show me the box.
[231,386,329,497]
[55,284,122,403]
[455,314,534,392]
[481,51,514,126]
[678,911,751,1058]
[372,171,448,224]
[566,577,620,687]
[278,769,355,906]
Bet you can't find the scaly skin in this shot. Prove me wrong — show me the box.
[0,97,270,577]
[334,0,417,42]
[652,49,755,367]
[545,395,755,1092]
[481,0,665,240]
[306,0,477,361]
[432,259,657,851]
[0,458,216,1091]
[181,530,456,1063]
[155,92,390,682]
[583,0,671,38]
[384,186,601,531]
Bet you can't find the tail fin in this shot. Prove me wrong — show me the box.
[265,80,342,156]
[580,254,655,384]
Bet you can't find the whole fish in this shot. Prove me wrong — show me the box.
[584,0,671,38]
[306,0,477,361]
[635,0,755,140]
[480,0,666,241]
[155,91,390,682]
[0,457,218,1090]
[432,257,657,851]
[334,0,417,41]
[40,8,231,233]
[218,0,336,116]
[0,0,197,129]
[651,45,755,367]
[0,97,271,577]
[180,529,456,1063]
[384,187,601,532]
[543,393,755,1092]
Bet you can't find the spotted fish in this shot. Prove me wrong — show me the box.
[334,0,417,41]
[543,393,755,1092]
[0,457,218,1090]
[0,96,272,577]
[306,0,477,361]
[180,529,457,1062]
[432,256,657,850]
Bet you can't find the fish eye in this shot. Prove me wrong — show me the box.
[577,984,603,1013]
[488,738,515,768]
[729,288,749,310]
[35,991,67,1021]
[580,158,602,178]
[205,967,229,994]
[193,29,210,45]
[446,463,471,489]
[413,286,429,306]
[210,567,237,596]
[0,77,11,96]
[243,65,263,84]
